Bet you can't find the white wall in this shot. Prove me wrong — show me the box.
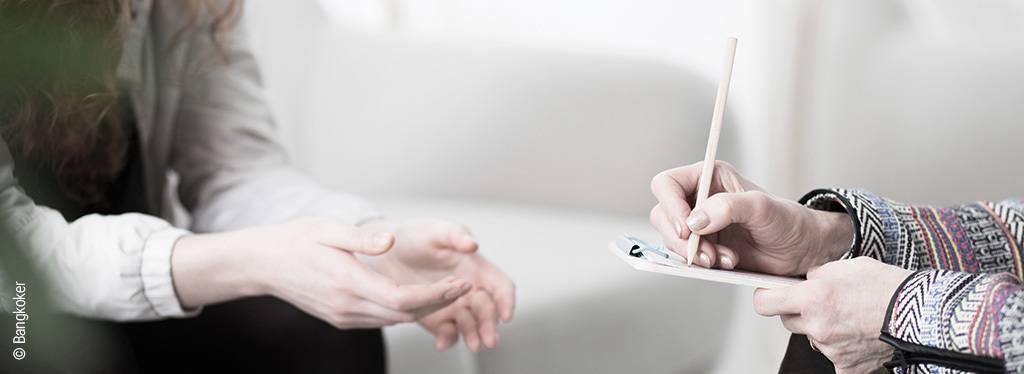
[798,0,1024,204]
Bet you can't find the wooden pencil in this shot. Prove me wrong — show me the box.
[687,37,738,266]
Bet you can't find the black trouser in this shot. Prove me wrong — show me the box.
[778,334,835,374]
[25,297,386,374]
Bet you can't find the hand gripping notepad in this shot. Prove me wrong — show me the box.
[609,236,801,289]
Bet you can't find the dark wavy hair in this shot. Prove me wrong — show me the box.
[0,0,240,204]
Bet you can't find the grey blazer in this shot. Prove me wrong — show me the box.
[0,0,378,320]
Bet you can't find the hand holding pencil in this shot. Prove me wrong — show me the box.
[647,38,855,276]
[649,160,855,276]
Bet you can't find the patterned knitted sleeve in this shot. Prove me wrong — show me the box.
[799,188,1024,274]
[882,270,1023,373]
[800,189,1024,372]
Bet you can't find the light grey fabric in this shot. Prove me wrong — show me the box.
[0,0,379,321]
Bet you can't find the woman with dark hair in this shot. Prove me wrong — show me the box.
[0,1,515,372]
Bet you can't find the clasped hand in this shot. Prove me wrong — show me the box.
[174,217,515,353]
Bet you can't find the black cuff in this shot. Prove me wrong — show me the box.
[799,189,863,258]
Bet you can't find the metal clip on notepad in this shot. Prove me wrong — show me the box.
[616,236,683,263]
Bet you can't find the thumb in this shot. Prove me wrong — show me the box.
[752,286,801,316]
[427,221,479,253]
[687,190,773,235]
[316,222,395,255]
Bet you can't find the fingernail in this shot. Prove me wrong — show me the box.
[674,220,685,239]
[687,210,709,231]
[720,256,734,269]
[374,233,393,247]
[699,253,712,268]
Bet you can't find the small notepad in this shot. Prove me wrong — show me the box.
[609,237,801,289]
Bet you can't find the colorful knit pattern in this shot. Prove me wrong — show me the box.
[894,363,974,374]
[801,189,1024,372]
[886,271,1020,356]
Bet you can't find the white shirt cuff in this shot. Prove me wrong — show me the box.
[140,227,201,318]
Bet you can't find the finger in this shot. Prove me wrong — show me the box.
[649,204,675,241]
[692,232,739,269]
[428,222,479,253]
[780,315,810,335]
[469,290,500,349]
[352,299,417,324]
[651,162,750,239]
[418,310,461,351]
[434,321,459,351]
[315,221,395,255]
[665,161,752,196]
[477,259,516,322]
[402,275,465,318]
[689,190,774,235]
[692,236,718,268]
[710,160,762,192]
[650,170,696,239]
[651,204,689,256]
[352,266,472,312]
[712,241,739,270]
[452,231,479,253]
[454,307,482,352]
[752,286,804,316]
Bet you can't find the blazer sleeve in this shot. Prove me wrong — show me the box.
[801,188,1024,373]
[170,4,380,233]
[0,139,196,321]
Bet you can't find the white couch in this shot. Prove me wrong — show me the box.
[794,0,1024,204]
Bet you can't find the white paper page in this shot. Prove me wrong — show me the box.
[608,241,801,289]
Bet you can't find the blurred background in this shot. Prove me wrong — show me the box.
[243,1,1024,373]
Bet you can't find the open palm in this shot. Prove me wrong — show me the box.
[362,219,515,351]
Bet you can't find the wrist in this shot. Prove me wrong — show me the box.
[171,231,266,308]
[809,209,855,266]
